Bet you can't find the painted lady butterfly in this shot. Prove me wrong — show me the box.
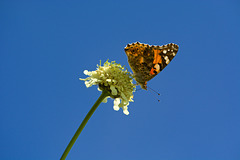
[125,42,179,90]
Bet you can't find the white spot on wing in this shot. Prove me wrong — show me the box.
[164,56,170,64]
[154,64,160,72]
[163,50,167,54]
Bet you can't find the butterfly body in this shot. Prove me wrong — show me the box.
[124,42,179,90]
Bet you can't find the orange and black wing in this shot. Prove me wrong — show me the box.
[125,42,179,89]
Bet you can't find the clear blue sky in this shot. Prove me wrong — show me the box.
[1,0,240,159]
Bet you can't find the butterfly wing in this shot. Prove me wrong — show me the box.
[124,42,179,89]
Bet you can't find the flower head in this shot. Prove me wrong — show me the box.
[80,60,136,115]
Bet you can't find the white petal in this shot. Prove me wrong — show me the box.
[85,81,92,88]
[123,109,129,115]
[122,105,129,115]
[83,70,89,75]
[114,98,120,105]
[113,105,120,111]
[113,98,120,111]
[106,79,112,82]
[83,70,92,76]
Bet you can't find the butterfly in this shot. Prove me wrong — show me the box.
[124,42,179,90]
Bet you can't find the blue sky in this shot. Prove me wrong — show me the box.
[1,0,240,159]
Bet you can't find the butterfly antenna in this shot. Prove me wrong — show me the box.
[148,86,161,102]
[148,86,160,95]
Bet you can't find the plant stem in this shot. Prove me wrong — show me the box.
[60,90,109,160]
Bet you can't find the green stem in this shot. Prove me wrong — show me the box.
[60,90,110,160]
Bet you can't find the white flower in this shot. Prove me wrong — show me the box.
[80,60,136,115]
